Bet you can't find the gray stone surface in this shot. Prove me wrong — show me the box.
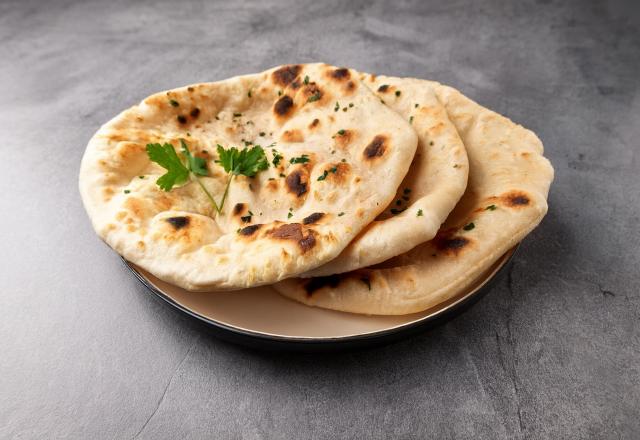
[1,0,639,438]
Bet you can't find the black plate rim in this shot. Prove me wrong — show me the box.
[124,245,518,351]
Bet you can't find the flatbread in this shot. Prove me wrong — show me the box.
[79,64,418,291]
[274,81,554,315]
[304,74,468,276]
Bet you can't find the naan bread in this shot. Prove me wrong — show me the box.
[79,64,418,291]
[304,74,468,276]
[275,81,554,315]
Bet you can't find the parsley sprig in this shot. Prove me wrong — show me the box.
[215,144,268,212]
[146,140,268,215]
[146,140,219,211]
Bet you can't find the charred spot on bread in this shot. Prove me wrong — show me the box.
[433,228,471,256]
[270,223,316,252]
[271,223,302,240]
[239,224,261,236]
[274,95,294,117]
[298,234,316,252]
[302,212,325,225]
[166,216,190,230]
[190,108,200,119]
[285,169,308,197]
[363,135,387,159]
[377,84,389,93]
[272,65,302,86]
[484,191,532,210]
[504,191,531,207]
[309,118,320,129]
[232,203,246,216]
[329,68,350,81]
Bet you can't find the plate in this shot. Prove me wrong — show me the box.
[124,246,517,351]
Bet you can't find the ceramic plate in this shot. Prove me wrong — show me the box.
[125,246,517,351]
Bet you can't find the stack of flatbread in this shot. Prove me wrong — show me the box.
[80,63,553,315]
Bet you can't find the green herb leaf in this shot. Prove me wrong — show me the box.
[307,92,321,103]
[290,154,310,164]
[463,222,475,231]
[395,90,401,97]
[213,144,268,213]
[303,75,309,85]
[486,204,497,211]
[146,142,190,191]
[334,101,340,112]
[169,99,179,107]
[272,150,283,167]
[317,170,329,181]
[216,144,269,177]
[409,116,414,124]
[124,189,130,194]
[180,140,207,176]
[338,212,345,217]
[417,209,423,217]
[147,141,220,212]
[337,129,346,136]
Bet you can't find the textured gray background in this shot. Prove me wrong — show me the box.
[1,0,639,438]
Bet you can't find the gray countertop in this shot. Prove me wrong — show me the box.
[2,0,639,438]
